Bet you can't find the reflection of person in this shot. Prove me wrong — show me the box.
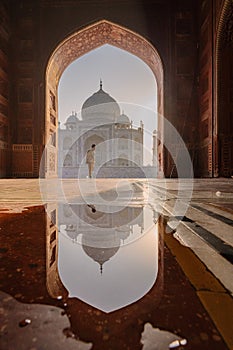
[87,204,96,213]
[86,144,96,178]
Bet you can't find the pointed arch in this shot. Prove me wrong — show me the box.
[63,154,72,167]
[45,19,164,177]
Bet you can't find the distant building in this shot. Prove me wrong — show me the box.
[58,81,147,178]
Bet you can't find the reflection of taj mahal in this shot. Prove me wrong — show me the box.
[58,81,156,178]
[59,203,144,273]
[46,200,162,313]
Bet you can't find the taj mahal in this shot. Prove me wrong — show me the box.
[58,81,157,178]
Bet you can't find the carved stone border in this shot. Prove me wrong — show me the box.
[47,20,163,88]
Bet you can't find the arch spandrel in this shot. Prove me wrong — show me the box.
[48,20,163,87]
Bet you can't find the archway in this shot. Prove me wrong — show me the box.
[45,19,164,178]
[63,154,72,167]
[215,0,233,177]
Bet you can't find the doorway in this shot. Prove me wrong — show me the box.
[45,20,164,178]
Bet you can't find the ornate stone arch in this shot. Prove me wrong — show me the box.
[45,19,164,177]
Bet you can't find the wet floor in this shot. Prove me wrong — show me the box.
[0,200,229,350]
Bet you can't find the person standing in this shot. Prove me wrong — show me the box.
[86,144,96,178]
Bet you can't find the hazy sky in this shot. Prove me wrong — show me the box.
[58,44,157,165]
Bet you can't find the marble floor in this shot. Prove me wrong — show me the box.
[0,178,233,349]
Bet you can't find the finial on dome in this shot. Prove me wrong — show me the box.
[100,79,103,90]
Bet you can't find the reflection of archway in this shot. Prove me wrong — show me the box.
[45,19,164,178]
[215,1,233,177]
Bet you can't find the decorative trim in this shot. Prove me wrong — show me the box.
[47,20,163,86]
[12,144,33,151]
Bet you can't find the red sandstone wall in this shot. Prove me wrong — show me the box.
[0,2,10,177]
[198,0,233,177]
[2,0,229,178]
[165,1,198,177]
[197,0,214,177]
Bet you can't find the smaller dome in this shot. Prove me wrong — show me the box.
[117,112,130,124]
[65,112,79,124]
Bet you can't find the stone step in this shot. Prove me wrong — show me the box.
[162,202,233,295]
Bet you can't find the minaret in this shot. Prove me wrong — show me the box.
[152,130,157,166]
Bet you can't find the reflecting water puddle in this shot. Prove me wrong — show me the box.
[0,204,228,349]
[58,204,158,312]
[141,323,187,350]
[0,290,92,350]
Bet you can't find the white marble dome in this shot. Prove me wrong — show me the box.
[81,81,120,123]
[65,112,79,124]
[117,112,130,124]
